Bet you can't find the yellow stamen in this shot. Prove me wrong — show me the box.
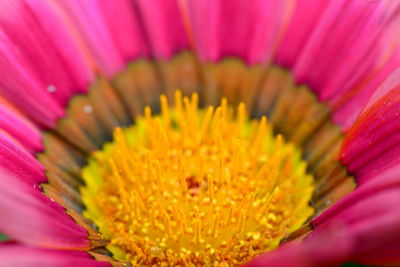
[81,91,314,266]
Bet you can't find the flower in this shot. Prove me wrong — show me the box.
[0,0,400,266]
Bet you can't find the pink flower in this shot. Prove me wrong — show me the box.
[1,0,400,266]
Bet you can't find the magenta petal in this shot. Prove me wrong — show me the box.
[363,69,400,112]
[354,241,400,266]
[313,165,400,227]
[341,70,400,184]
[136,0,189,59]
[245,225,353,267]
[332,48,400,130]
[341,211,400,257]
[0,170,89,250]
[313,187,400,228]
[0,28,64,128]
[280,0,400,108]
[216,0,288,64]
[185,0,289,64]
[294,0,392,94]
[0,0,93,107]
[310,187,400,261]
[0,105,43,153]
[182,0,219,62]
[244,243,316,267]
[312,212,400,264]
[0,131,45,185]
[288,171,400,266]
[276,0,333,68]
[96,0,149,61]
[25,0,94,95]
[0,242,109,267]
[53,0,126,77]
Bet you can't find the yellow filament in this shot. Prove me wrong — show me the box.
[81,91,314,266]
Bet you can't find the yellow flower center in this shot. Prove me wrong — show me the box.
[81,91,314,266]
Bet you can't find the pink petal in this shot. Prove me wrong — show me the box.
[0,169,90,250]
[184,0,289,64]
[340,70,400,184]
[340,211,400,257]
[96,0,149,61]
[0,28,64,128]
[181,0,219,61]
[313,187,400,228]
[311,188,400,260]
[313,165,400,227]
[332,47,400,130]
[0,104,43,153]
[278,0,400,113]
[0,131,45,185]
[25,0,94,93]
[137,0,189,59]
[52,0,128,77]
[0,242,108,267]
[275,0,333,68]
[295,0,395,96]
[0,0,93,106]
[244,242,317,267]
[245,225,353,267]
[353,241,400,266]
[363,69,400,112]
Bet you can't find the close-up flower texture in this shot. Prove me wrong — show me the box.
[2,0,400,266]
